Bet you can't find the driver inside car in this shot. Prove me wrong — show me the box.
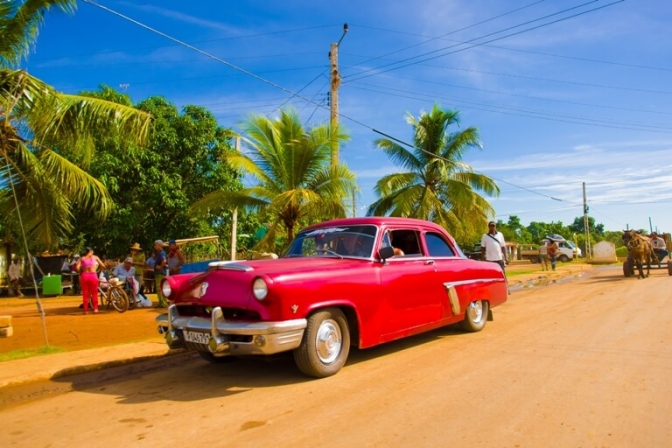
[337,233,373,257]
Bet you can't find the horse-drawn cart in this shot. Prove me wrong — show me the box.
[623,232,672,277]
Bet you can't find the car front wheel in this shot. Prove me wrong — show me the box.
[294,308,350,378]
[460,300,489,332]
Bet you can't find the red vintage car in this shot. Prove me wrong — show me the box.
[156,217,507,377]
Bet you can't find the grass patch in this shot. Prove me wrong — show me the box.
[0,345,66,362]
[507,269,541,277]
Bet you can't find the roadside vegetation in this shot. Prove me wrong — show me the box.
[0,345,65,362]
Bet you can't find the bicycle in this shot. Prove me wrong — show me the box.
[98,277,130,313]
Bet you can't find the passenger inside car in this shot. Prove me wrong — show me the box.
[383,231,405,256]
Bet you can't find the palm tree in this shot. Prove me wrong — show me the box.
[1,1,152,248]
[191,108,358,250]
[367,104,499,241]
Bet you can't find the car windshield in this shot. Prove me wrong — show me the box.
[286,225,377,259]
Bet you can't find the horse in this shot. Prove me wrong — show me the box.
[622,230,654,279]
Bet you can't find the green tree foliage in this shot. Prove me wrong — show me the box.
[569,216,604,235]
[0,1,152,251]
[191,107,358,252]
[367,104,499,242]
[69,93,245,259]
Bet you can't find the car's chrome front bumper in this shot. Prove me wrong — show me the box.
[156,305,307,357]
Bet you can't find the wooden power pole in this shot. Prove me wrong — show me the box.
[329,23,348,167]
[583,182,592,259]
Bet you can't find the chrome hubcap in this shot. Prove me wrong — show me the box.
[315,319,342,364]
[467,301,484,323]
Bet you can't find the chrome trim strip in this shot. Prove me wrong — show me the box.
[208,261,254,271]
[444,278,503,287]
[444,284,461,315]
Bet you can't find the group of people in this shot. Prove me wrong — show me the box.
[480,221,559,273]
[71,239,185,314]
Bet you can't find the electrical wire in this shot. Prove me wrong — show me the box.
[353,0,547,67]
[350,24,672,74]
[348,83,672,133]
[344,1,625,84]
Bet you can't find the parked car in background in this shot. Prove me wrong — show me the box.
[156,217,508,378]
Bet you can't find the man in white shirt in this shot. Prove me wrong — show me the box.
[481,221,508,271]
[113,257,137,303]
[649,232,668,265]
[8,258,24,297]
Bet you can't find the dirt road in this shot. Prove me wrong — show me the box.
[1,266,671,447]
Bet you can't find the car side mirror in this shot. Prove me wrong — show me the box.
[379,246,395,261]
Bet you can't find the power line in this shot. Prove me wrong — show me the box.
[29,24,338,63]
[349,26,672,74]
[348,83,672,133]
[351,72,672,116]
[352,0,547,67]
[344,1,625,84]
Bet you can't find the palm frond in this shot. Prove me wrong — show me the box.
[0,0,77,67]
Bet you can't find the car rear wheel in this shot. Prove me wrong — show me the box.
[294,308,350,378]
[558,254,570,263]
[460,300,489,332]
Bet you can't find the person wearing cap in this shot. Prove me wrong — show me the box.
[129,243,145,287]
[167,239,186,275]
[113,257,138,303]
[153,240,169,307]
[649,232,668,266]
[8,257,24,297]
[481,221,508,271]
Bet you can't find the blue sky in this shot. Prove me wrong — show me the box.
[22,0,672,232]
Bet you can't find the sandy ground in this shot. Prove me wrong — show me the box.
[0,294,165,354]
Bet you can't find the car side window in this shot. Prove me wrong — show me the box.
[425,232,455,257]
[388,230,422,256]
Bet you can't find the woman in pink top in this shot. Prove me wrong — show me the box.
[76,247,105,314]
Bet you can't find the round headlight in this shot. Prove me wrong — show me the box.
[252,277,268,300]
[161,279,172,298]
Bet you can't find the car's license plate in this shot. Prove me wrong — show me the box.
[184,331,210,345]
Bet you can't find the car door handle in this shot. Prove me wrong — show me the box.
[425,259,435,265]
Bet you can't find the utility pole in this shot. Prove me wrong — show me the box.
[329,23,348,167]
[582,182,592,259]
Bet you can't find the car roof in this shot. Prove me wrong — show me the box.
[300,217,447,233]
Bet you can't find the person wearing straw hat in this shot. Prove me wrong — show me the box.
[129,242,145,287]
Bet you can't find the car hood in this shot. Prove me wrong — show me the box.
[169,256,373,308]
